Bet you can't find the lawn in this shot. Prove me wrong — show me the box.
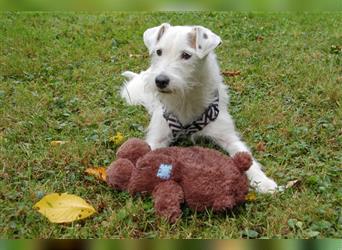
[0,12,341,239]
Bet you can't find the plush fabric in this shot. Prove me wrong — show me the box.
[106,138,252,223]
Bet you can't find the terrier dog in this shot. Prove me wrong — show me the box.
[120,23,278,193]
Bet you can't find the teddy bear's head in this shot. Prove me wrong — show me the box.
[106,138,151,190]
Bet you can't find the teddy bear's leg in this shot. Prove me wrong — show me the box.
[152,180,184,223]
[213,195,235,211]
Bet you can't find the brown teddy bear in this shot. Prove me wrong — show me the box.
[106,138,252,223]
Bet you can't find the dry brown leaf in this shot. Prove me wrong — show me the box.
[256,35,264,42]
[256,141,266,152]
[50,140,68,146]
[129,54,143,58]
[85,167,107,182]
[222,70,241,77]
[285,179,301,189]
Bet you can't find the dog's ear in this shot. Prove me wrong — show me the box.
[143,23,171,54]
[193,26,221,59]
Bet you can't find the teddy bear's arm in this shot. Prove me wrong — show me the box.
[152,180,184,223]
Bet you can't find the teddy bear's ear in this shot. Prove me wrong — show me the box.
[116,138,151,165]
[232,152,252,172]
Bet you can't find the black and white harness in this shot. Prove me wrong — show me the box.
[163,90,220,139]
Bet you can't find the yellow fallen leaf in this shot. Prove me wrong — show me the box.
[109,132,124,145]
[245,192,257,202]
[33,193,96,223]
[50,140,68,146]
[85,167,107,182]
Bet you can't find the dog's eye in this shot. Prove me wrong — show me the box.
[181,52,192,60]
[156,49,162,56]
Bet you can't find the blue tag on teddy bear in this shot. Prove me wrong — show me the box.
[156,164,173,180]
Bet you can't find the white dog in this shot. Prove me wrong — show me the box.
[120,23,278,193]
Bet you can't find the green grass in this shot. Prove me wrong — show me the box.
[0,12,341,239]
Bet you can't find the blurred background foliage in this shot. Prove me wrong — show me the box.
[0,0,341,11]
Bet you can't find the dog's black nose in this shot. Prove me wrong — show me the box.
[155,74,170,89]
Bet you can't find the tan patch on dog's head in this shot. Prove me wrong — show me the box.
[157,25,166,42]
[187,30,196,49]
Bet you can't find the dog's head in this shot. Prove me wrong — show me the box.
[143,23,221,96]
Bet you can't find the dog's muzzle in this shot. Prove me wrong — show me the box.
[155,74,170,90]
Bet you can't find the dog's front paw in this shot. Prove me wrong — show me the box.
[252,177,279,194]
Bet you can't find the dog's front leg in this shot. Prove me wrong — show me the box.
[145,110,173,150]
[202,116,279,193]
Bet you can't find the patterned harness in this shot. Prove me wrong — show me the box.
[163,90,220,139]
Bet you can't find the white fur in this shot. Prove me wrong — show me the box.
[120,24,279,193]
